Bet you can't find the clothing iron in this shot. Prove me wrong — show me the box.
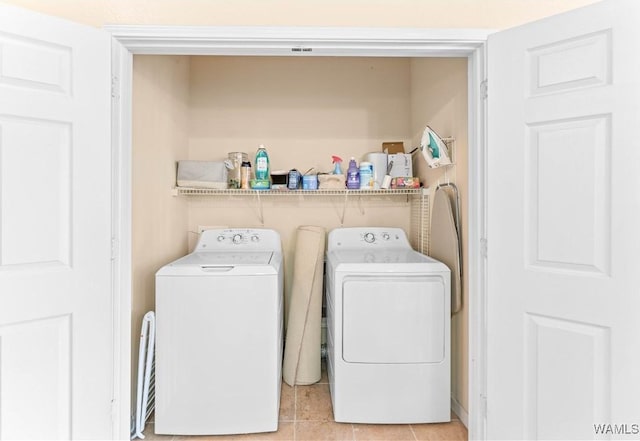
[419,126,452,168]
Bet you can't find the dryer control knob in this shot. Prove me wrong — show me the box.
[382,233,390,241]
[217,235,224,242]
[364,232,375,243]
[232,234,243,244]
[251,235,259,242]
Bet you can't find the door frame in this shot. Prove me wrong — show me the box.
[107,25,491,440]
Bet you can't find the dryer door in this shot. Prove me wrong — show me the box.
[342,275,446,364]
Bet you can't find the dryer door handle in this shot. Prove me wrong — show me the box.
[200,265,234,272]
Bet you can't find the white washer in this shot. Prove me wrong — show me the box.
[155,229,283,435]
[325,227,451,424]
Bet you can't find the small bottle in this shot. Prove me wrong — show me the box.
[359,162,373,189]
[255,144,270,181]
[346,157,360,189]
[332,155,343,175]
[240,161,251,189]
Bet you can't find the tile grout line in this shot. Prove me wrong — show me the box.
[293,385,297,441]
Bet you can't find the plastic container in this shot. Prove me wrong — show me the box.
[270,171,288,189]
[255,145,270,181]
[346,158,360,189]
[365,152,388,189]
[227,152,248,189]
[250,179,271,190]
[240,161,251,189]
[359,161,374,190]
[288,169,301,190]
[302,174,318,190]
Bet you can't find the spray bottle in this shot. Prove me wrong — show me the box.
[332,156,343,175]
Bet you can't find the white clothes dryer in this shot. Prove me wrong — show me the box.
[155,229,283,435]
[325,227,450,424]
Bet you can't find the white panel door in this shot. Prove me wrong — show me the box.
[0,5,113,439]
[487,0,640,439]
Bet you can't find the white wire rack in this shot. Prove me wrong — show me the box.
[172,187,422,197]
[174,186,431,254]
[410,188,430,255]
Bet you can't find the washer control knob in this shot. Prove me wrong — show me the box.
[232,234,243,244]
[217,235,224,242]
[364,232,375,243]
[382,233,390,241]
[251,235,260,242]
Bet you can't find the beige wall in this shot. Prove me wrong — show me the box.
[131,55,190,400]
[410,58,469,412]
[189,56,411,173]
[2,0,598,29]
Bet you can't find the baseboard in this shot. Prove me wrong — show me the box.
[451,396,469,428]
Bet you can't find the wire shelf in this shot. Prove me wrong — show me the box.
[173,187,423,197]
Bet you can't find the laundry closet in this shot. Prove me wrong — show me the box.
[130,54,470,417]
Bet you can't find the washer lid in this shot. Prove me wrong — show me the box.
[156,251,281,277]
[170,251,274,266]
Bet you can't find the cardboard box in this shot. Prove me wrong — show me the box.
[390,177,420,189]
[387,153,412,178]
[382,141,404,154]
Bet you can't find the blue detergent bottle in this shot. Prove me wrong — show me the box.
[255,144,270,180]
[346,157,360,189]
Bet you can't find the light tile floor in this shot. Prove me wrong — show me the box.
[144,367,467,441]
